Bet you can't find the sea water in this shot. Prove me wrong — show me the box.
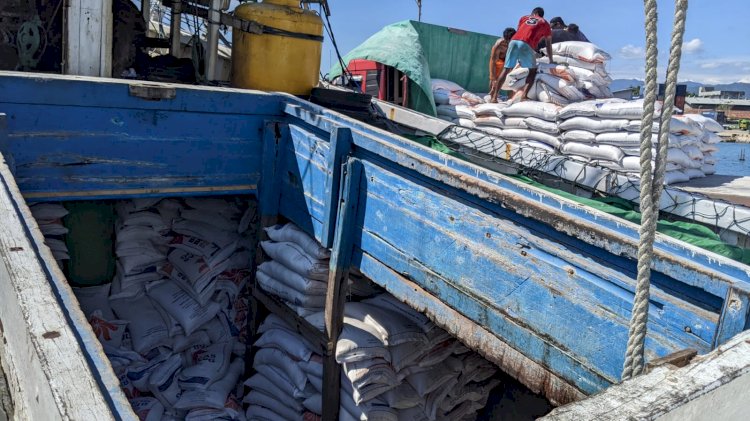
[714,142,750,177]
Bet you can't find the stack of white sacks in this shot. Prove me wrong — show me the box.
[431,41,614,127]
[244,297,500,421]
[505,41,613,105]
[248,223,500,421]
[70,197,257,421]
[29,203,70,268]
[257,223,331,317]
[556,99,721,182]
[427,41,725,185]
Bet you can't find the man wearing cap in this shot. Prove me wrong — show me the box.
[489,7,553,103]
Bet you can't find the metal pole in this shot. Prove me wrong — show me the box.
[169,0,182,58]
[205,0,226,81]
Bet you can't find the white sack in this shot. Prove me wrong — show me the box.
[501,129,561,149]
[256,270,326,308]
[559,117,627,133]
[560,130,596,143]
[549,41,611,63]
[129,397,165,421]
[110,289,170,354]
[524,117,560,134]
[180,341,233,390]
[684,114,724,132]
[175,358,244,410]
[74,283,115,319]
[260,241,329,281]
[265,223,330,259]
[560,142,624,162]
[146,280,221,336]
[500,101,560,121]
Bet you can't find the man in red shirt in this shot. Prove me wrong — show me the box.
[489,7,554,103]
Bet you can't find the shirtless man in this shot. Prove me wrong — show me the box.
[489,28,516,93]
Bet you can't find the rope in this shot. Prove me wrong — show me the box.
[622,0,689,380]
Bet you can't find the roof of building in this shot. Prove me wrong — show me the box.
[686,97,750,107]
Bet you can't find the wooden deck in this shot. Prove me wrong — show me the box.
[676,175,750,208]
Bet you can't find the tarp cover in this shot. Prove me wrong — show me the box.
[329,20,498,116]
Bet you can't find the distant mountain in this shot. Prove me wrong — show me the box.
[610,79,750,98]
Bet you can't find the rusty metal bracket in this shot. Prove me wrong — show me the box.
[128,84,176,101]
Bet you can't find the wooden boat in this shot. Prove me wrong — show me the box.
[1,72,750,419]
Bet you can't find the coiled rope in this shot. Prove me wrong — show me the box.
[622,0,689,380]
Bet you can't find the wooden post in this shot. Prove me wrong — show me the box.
[245,120,286,375]
[65,0,113,77]
[321,158,362,421]
[322,127,353,248]
[0,114,11,175]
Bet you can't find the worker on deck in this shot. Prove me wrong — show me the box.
[489,7,553,103]
[537,17,590,51]
[489,28,517,93]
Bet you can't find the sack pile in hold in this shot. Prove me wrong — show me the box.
[257,223,331,317]
[242,313,324,421]
[29,203,70,267]
[243,288,500,421]
[69,196,257,421]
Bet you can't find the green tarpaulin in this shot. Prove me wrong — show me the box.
[329,20,498,116]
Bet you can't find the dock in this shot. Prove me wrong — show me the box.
[676,175,750,208]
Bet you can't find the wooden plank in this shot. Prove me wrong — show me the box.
[321,159,362,421]
[543,330,750,420]
[0,151,133,420]
[65,0,113,77]
[714,288,750,347]
[644,348,698,373]
[0,114,10,174]
[344,129,750,297]
[349,157,729,396]
[322,127,352,248]
[252,286,327,354]
[2,103,265,198]
[22,185,257,201]
[676,175,750,208]
[0,72,281,113]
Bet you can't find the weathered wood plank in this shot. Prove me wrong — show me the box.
[65,0,113,77]
[0,151,133,420]
[350,157,726,394]
[543,330,750,421]
[3,104,264,198]
[322,127,352,248]
[322,159,362,421]
[0,72,282,113]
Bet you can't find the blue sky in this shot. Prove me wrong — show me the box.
[312,0,750,84]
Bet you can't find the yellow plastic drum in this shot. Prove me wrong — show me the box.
[231,0,323,95]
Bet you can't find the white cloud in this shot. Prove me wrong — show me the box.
[700,62,720,69]
[740,77,750,83]
[682,38,704,54]
[619,44,645,59]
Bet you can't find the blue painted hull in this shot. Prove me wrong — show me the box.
[1,72,749,406]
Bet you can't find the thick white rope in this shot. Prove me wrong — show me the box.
[622,0,689,380]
